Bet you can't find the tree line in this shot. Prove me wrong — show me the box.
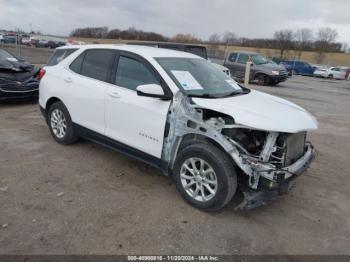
[70,26,345,56]
[209,28,343,55]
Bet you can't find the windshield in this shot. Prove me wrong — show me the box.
[251,54,268,65]
[156,58,243,98]
[0,49,16,61]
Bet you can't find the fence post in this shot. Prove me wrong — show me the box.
[245,61,253,87]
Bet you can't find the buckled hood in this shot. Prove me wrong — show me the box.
[192,90,318,133]
[0,58,34,72]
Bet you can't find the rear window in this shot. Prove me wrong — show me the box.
[47,49,78,66]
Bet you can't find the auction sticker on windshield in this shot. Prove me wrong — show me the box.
[171,71,203,90]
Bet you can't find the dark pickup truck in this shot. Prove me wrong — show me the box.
[224,51,288,86]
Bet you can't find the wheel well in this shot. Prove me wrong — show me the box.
[46,97,61,111]
[44,97,61,122]
[176,133,233,164]
[253,72,268,79]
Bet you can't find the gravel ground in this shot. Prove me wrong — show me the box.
[0,76,350,255]
[0,44,53,65]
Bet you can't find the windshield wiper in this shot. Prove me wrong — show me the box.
[188,93,219,98]
[219,90,245,98]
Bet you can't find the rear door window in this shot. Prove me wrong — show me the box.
[80,50,115,82]
[47,49,78,66]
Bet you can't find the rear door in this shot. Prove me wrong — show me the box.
[105,52,172,158]
[63,49,116,134]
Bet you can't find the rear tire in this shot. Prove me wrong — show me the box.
[48,101,79,145]
[173,143,237,212]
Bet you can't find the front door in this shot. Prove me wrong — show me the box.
[105,52,172,158]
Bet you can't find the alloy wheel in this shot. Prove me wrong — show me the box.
[50,109,67,139]
[180,158,218,202]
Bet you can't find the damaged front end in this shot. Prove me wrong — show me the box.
[0,52,40,101]
[163,93,316,210]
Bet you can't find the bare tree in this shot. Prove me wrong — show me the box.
[274,29,294,58]
[295,28,313,59]
[315,27,338,63]
[223,31,237,45]
[317,27,338,43]
[295,28,313,49]
[170,33,201,43]
[208,33,221,44]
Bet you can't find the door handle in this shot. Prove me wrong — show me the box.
[64,77,73,83]
[108,92,121,99]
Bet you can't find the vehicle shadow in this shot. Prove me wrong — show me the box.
[0,98,38,108]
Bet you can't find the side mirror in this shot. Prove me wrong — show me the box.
[136,84,171,100]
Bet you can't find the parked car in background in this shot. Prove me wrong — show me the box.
[47,41,66,49]
[1,35,17,44]
[328,67,349,80]
[224,51,288,85]
[39,45,317,211]
[33,40,50,48]
[127,42,231,77]
[21,37,33,46]
[346,68,350,80]
[270,57,293,76]
[0,35,3,42]
[313,66,329,78]
[0,49,41,101]
[282,60,315,76]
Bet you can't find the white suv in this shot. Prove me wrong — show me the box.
[39,45,318,211]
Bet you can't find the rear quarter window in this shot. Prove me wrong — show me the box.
[47,49,78,66]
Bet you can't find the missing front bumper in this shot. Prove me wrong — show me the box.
[236,144,316,210]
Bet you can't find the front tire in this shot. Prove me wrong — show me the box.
[173,143,237,212]
[255,74,269,86]
[48,101,79,145]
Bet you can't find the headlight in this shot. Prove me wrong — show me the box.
[271,70,280,75]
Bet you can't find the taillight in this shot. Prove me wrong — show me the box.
[38,69,46,80]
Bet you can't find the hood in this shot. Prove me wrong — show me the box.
[0,58,34,72]
[192,90,318,133]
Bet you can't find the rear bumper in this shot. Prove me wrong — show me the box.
[237,144,316,210]
[0,88,38,101]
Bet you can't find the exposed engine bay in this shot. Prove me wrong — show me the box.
[162,92,315,209]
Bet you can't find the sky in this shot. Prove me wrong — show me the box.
[1,0,350,44]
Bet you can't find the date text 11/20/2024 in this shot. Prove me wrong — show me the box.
[127,256,219,261]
